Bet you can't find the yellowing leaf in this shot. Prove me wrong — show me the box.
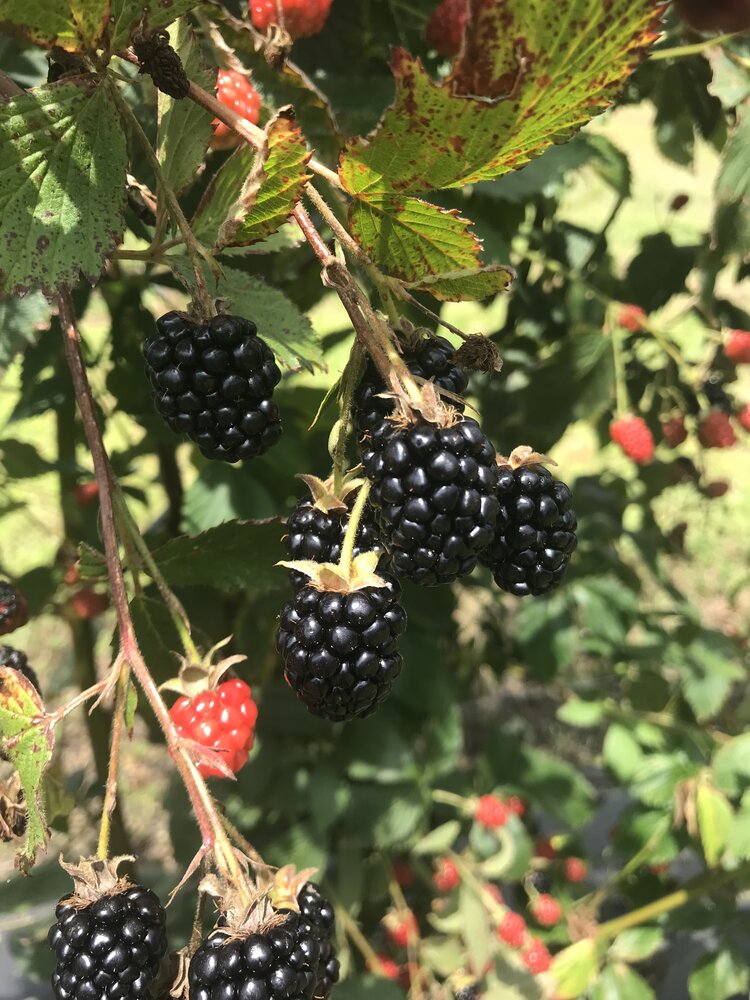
[696,777,734,867]
[551,939,600,999]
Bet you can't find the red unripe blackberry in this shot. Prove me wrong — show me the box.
[170,678,258,777]
[563,857,588,883]
[189,882,339,1000]
[363,416,499,586]
[0,645,40,694]
[276,571,406,722]
[385,910,418,949]
[426,0,469,56]
[211,70,261,150]
[497,911,526,949]
[522,937,552,974]
[617,304,648,331]
[675,0,750,32]
[144,312,282,463]
[610,416,655,464]
[507,795,526,816]
[70,588,109,620]
[249,0,333,38]
[475,794,509,829]
[433,857,460,892]
[534,837,557,861]
[739,404,750,432]
[0,581,28,635]
[354,334,468,440]
[479,452,577,598]
[48,879,167,1000]
[531,893,562,927]
[371,955,401,979]
[698,411,737,449]
[725,329,750,364]
[661,415,687,448]
[74,481,99,507]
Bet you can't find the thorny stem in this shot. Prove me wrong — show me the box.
[338,480,371,577]
[304,183,369,264]
[58,291,252,902]
[96,662,131,860]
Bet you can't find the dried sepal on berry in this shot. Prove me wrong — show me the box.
[278,551,387,594]
[198,864,317,937]
[58,854,136,905]
[497,445,557,471]
[454,333,503,373]
[388,380,463,430]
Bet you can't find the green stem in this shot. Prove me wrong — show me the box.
[432,789,469,811]
[97,662,131,860]
[338,481,371,577]
[611,326,629,416]
[650,32,739,61]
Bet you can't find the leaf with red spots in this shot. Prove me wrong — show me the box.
[0,666,54,874]
[339,1,664,196]
[0,0,110,52]
[0,77,127,300]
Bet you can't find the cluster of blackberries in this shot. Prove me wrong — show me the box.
[144,312,282,463]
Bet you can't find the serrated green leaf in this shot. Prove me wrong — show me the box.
[0,666,53,873]
[0,293,49,370]
[610,927,663,962]
[153,519,288,594]
[412,820,461,856]
[0,0,110,51]
[603,723,644,782]
[713,733,750,797]
[405,263,514,302]
[340,2,661,196]
[631,753,700,808]
[109,0,199,50]
[689,949,749,1000]
[550,939,600,999]
[557,698,605,728]
[157,20,214,197]
[0,78,127,298]
[696,778,733,867]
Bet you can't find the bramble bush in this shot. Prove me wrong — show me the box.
[1,1,750,998]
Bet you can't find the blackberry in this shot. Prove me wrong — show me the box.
[479,450,577,597]
[276,557,406,722]
[0,581,28,635]
[48,881,167,1000]
[354,334,468,438]
[362,416,499,586]
[0,644,40,694]
[528,870,552,895]
[189,883,339,1000]
[143,312,282,463]
[286,481,382,591]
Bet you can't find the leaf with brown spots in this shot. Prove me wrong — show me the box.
[0,77,127,300]
[108,0,201,51]
[0,666,54,874]
[0,0,110,52]
[339,1,664,195]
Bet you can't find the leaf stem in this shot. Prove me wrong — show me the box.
[337,481,371,577]
[650,32,739,61]
[96,661,131,860]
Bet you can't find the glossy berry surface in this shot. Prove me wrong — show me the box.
[699,411,737,449]
[0,645,40,694]
[48,885,167,1000]
[170,679,258,777]
[610,416,654,464]
[475,794,509,829]
[189,884,339,1000]
[212,71,261,149]
[426,0,469,55]
[522,937,552,974]
[564,857,588,883]
[363,418,498,586]
[497,911,526,949]
[725,329,750,364]
[479,464,577,598]
[0,581,28,636]
[144,312,282,463]
[354,335,468,440]
[285,496,382,591]
[249,0,333,38]
[531,894,562,927]
[276,580,406,721]
[432,857,460,893]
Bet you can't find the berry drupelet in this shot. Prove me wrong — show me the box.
[169,678,258,778]
[144,312,282,463]
[249,0,333,39]
[479,447,577,598]
[0,581,29,635]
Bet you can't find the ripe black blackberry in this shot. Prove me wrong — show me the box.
[362,407,499,586]
[48,861,167,1000]
[354,331,468,438]
[276,554,406,722]
[143,311,282,463]
[0,644,40,694]
[286,478,382,591]
[0,581,28,635]
[479,447,577,598]
[189,882,339,1000]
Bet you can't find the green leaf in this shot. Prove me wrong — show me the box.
[713,734,750,797]
[413,820,462,856]
[404,263,514,302]
[0,78,127,298]
[0,439,56,478]
[153,519,289,594]
[610,927,663,962]
[127,596,182,684]
[342,713,418,784]
[550,939,599,999]
[459,881,492,979]
[689,949,750,1000]
[630,753,699,808]
[0,0,110,51]
[557,698,605,728]
[716,111,750,205]
[157,20,214,197]
[0,293,50,370]
[725,797,750,861]
[0,666,54,873]
[603,723,644,782]
[340,1,661,195]
[669,636,743,722]
[696,778,733,867]
[592,964,656,1000]
[334,978,403,1000]
[109,0,199,50]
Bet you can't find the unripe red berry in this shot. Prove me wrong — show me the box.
[393,861,415,888]
[507,794,526,817]
[433,857,460,893]
[661,415,687,448]
[617,304,648,332]
[563,857,588,883]
[610,416,655,464]
[484,884,504,906]
[249,0,333,39]
[698,411,737,449]
[725,330,750,364]
[426,0,469,56]
[369,955,400,980]
[475,794,509,829]
[70,588,109,619]
[534,837,557,860]
[522,937,552,974]
[497,911,526,949]
[385,910,418,949]
[531,893,562,927]
[169,678,258,777]
[739,404,750,432]
[74,481,99,507]
[211,70,261,150]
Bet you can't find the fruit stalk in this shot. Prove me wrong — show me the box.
[337,481,371,577]
[96,662,131,860]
